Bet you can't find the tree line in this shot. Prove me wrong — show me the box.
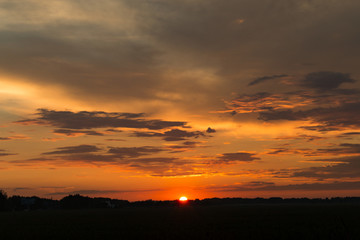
[1,189,360,211]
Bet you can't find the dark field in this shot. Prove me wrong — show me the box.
[1,204,360,240]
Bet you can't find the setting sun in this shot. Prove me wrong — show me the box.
[179,196,188,201]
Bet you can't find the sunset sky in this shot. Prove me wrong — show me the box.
[1,0,360,201]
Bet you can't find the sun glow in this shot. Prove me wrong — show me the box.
[179,196,188,201]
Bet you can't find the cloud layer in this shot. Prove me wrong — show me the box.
[16,109,187,130]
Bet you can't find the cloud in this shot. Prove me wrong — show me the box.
[205,181,360,192]
[216,152,260,164]
[15,109,187,130]
[221,71,360,132]
[133,128,204,141]
[265,143,360,157]
[221,90,320,115]
[0,153,15,157]
[41,137,64,142]
[260,102,360,131]
[265,148,312,156]
[53,129,104,136]
[275,134,326,142]
[338,132,360,139]
[1,0,359,116]
[225,76,360,132]
[271,156,360,180]
[130,0,360,76]
[2,0,360,187]
[225,85,360,117]
[298,125,341,132]
[12,143,203,177]
[18,153,193,177]
[206,127,216,133]
[315,143,360,155]
[0,149,16,157]
[248,74,288,86]
[47,189,159,196]
[105,139,126,142]
[299,72,355,91]
[0,17,164,104]
[165,141,201,153]
[108,146,164,158]
[43,145,102,155]
[0,135,30,141]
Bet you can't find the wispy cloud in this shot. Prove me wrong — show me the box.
[0,149,16,157]
[133,129,205,141]
[204,181,360,192]
[248,74,288,86]
[15,109,187,130]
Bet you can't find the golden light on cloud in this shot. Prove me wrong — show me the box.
[0,76,97,114]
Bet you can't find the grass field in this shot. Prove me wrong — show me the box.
[1,204,360,239]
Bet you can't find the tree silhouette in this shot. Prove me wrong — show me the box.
[60,194,92,209]
[0,189,9,211]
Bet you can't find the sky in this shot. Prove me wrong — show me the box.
[1,0,360,201]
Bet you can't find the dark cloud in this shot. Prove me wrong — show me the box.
[223,92,278,114]
[0,135,29,141]
[15,109,186,130]
[0,25,164,103]
[222,71,360,132]
[0,153,15,157]
[108,146,164,158]
[1,0,359,114]
[259,109,307,121]
[183,141,198,146]
[315,143,360,155]
[206,127,216,133]
[104,129,123,133]
[105,139,126,142]
[47,188,159,196]
[12,143,201,177]
[128,157,180,165]
[260,102,360,131]
[40,145,167,161]
[248,74,288,86]
[130,0,360,77]
[226,87,360,116]
[206,181,360,192]
[265,148,312,156]
[64,154,197,177]
[299,71,355,91]
[275,134,326,142]
[133,128,204,141]
[271,156,360,180]
[298,125,341,132]
[20,152,189,176]
[265,143,360,157]
[53,129,104,136]
[0,149,16,157]
[0,137,11,141]
[338,132,360,139]
[43,145,102,155]
[216,152,260,164]
[203,181,274,191]
[165,141,201,153]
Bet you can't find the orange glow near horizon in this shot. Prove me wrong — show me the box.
[1,0,360,201]
[179,196,188,202]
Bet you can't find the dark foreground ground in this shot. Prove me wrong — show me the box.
[1,204,360,240]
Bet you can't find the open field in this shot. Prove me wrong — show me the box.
[1,204,360,240]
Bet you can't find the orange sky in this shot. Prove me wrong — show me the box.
[1,0,360,200]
